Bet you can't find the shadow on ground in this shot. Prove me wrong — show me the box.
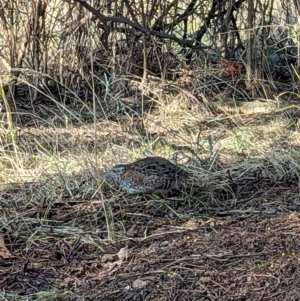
[1,156,300,300]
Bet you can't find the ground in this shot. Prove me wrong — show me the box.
[1,78,300,300]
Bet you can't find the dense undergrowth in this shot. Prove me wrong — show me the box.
[1,0,300,299]
[1,69,300,300]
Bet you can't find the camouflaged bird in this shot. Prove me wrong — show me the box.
[104,157,187,195]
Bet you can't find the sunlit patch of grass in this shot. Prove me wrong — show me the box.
[2,75,300,299]
[1,88,300,186]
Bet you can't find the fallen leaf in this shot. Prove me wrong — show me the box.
[118,246,129,261]
[132,278,148,289]
[0,235,15,259]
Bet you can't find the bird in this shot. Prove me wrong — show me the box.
[104,156,187,195]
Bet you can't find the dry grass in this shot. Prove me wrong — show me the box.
[1,74,300,300]
[1,0,300,298]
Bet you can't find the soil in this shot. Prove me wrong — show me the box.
[1,163,300,301]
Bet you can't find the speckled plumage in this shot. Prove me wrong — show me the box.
[104,157,186,195]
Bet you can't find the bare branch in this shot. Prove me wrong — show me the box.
[74,0,206,49]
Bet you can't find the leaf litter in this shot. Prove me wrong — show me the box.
[1,155,300,300]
